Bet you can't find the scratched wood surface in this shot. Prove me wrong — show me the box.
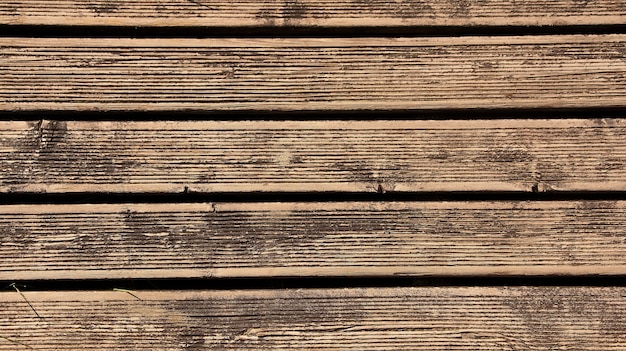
[2,36,626,111]
[2,0,625,27]
[2,119,626,193]
[0,287,624,350]
[1,201,626,280]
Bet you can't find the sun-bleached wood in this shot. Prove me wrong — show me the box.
[0,287,624,350]
[2,119,626,193]
[1,0,625,27]
[2,201,626,280]
[1,35,626,111]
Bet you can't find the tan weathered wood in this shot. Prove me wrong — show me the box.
[1,35,626,111]
[1,0,625,27]
[2,119,626,193]
[0,287,624,350]
[1,201,626,280]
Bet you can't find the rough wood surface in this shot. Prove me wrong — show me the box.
[2,119,626,193]
[2,201,626,280]
[0,287,624,350]
[1,0,625,27]
[2,35,626,111]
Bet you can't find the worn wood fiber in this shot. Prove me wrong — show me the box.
[1,0,625,27]
[1,35,626,111]
[0,287,624,350]
[2,119,626,193]
[2,201,626,280]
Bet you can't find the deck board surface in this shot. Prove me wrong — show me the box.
[1,201,625,280]
[2,119,626,193]
[0,287,624,350]
[2,0,625,27]
[2,1,625,347]
[1,36,626,111]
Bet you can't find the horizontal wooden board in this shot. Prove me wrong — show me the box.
[1,0,625,27]
[0,287,624,350]
[2,119,626,193]
[2,201,626,280]
[1,35,626,111]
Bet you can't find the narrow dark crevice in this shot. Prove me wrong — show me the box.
[2,107,626,121]
[3,276,626,292]
[1,24,626,38]
[1,191,626,205]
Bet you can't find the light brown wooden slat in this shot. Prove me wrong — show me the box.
[0,287,624,350]
[1,35,625,111]
[1,0,625,27]
[2,201,626,280]
[2,119,626,193]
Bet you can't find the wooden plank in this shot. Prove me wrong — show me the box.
[1,35,626,111]
[2,201,626,280]
[0,287,624,350]
[1,0,625,27]
[2,119,626,193]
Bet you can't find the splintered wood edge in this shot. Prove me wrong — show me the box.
[1,0,625,27]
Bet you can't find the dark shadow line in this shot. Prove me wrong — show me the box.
[2,107,626,121]
[3,276,626,292]
[1,24,626,38]
[1,191,626,205]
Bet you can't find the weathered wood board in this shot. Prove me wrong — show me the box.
[2,119,626,193]
[1,35,626,111]
[2,201,626,280]
[2,0,625,348]
[0,287,624,350]
[1,0,625,27]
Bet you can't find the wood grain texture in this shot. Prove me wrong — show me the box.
[2,35,626,111]
[2,201,626,280]
[1,0,625,27]
[0,287,624,350]
[2,119,626,193]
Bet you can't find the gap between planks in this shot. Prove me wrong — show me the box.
[1,201,626,280]
[0,287,624,350]
[1,35,626,111]
[1,0,625,27]
[1,119,626,193]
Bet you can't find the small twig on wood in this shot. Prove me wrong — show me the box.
[10,283,43,319]
[113,288,142,301]
[0,335,34,350]
[186,0,214,9]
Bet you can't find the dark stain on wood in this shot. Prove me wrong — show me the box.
[394,0,435,19]
[505,287,626,348]
[164,292,365,348]
[484,147,533,163]
[282,0,307,24]
[202,210,333,259]
[0,221,35,249]
[88,1,120,14]
[450,0,471,16]
[24,120,67,151]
